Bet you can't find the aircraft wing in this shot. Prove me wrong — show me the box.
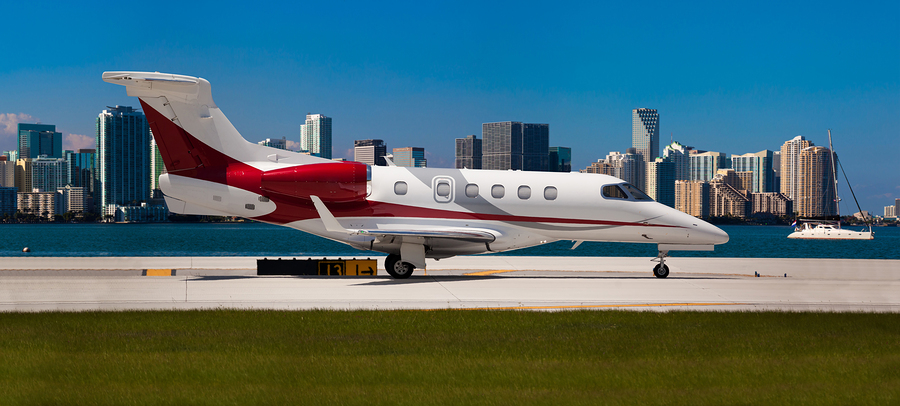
[310,195,497,242]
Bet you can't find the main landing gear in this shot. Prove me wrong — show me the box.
[652,250,670,278]
[385,254,415,279]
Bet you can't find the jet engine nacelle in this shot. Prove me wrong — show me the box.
[260,161,369,202]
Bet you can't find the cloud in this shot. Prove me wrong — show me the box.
[64,133,95,151]
[0,113,37,136]
[285,140,302,151]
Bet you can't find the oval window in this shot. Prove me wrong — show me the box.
[394,181,408,195]
[491,184,505,199]
[436,182,451,197]
[544,186,558,200]
[517,185,531,200]
[465,184,479,198]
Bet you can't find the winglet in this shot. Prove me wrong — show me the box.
[310,195,348,233]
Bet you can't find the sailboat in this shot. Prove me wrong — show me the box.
[788,130,874,240]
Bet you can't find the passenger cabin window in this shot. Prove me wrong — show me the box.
[465,184,479,198]
[436,182,451,197]
[394,181,408,195]
[517,185,531,200]
[491,184,505,199]
[602,185,628,199]
[621,183,652,200]
[543,186,558,200]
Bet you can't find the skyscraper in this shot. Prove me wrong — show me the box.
[482,122,549,171]
[632,108,659,190]
[662,141,692,181]
[355,139,388,166]
[797,146,836,217]
[0,159,14,188]
[29,156,67,193]
[646,157,675,207]
[548,147,571,172]
[150,138,166,198]
[779,135,813,201]
[675,180,709,218]
[580,149,641,186]
[455,135,482,169]
[18,123,62,159]
[689,151,729,182]
[301,114,332,159]
[96,106,151,216]
[731,150,774,193]
[392,147,426,167]
[66,149,95,201]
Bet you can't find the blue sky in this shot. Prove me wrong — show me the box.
[1,1,897,214]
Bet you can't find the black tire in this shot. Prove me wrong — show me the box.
[653,264,669,278]
[385,254,414,279]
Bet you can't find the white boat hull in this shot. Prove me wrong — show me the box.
[787,228,874,240]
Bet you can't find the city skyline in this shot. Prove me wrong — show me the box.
[1,1,897,214]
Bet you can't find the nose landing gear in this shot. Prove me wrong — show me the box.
[652,249,670,278]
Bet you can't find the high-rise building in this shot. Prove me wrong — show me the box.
[455,135,482,169]
[548,147,571,172]
[675,180,709,218]
[0,160,15,188]
[663,141,692,181]
[709,174,750,218]
[66,149,95,204]
[56,185,85,214]
[646,157,675,207]
[886,204,897,219]
[3,151,18,161]
[751,192,793,217]
[580,149,641,186]
[632,108,659,190]
[779,135,814,201]
[392,147,427,167]
[355,139,388,166]
[258,137,287,150]
[772,151,781,192]
[731,150,774,193]
[689,151,729,182]
[17,191,56,219]
[0,187,16,216]
[797,146,836,217]
[301,114,332,159]
[18,123,62,159]
[482,122,549,171]
[29,156,67,193]
[96,106,151,216]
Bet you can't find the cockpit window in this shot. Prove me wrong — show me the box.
[602,185,628,199]
[621,183,652,200]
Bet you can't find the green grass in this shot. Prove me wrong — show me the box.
[0,310,897,405]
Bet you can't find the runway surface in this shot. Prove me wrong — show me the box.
[0,256,898,312]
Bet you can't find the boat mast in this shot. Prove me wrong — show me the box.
[828,129,840,217]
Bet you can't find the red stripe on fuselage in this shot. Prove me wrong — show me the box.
[142,100,682,230]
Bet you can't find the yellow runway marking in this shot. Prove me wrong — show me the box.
[144,269,174,276]
[464,270,517,276]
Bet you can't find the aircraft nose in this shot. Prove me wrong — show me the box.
[696,221,729,245]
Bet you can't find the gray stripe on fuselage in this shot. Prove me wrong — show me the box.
[406,167,514,216]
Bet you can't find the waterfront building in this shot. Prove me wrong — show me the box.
[731,150,774,193]
[56,185,85,214]
[886,204,897,219]
[797,146,836,217]
[455,135,482,169]
[17,191,56,219]
[18,123,62,159]
[646,157,675,207]
[258,137,287,150]
[549,147,571,172]
[30,156,67,193]
[580,149,641,186]
[779,135,814,201]
[662,141,692,181]
[0,159,14,188]
[0,187,16,216]
[355,139,388,166]
[482,122,549,171]
[709,174,750,218]
[392,147,427,167]
[735,171,754,192]
[301,114,332,159]
[675,180,709,218]
[66,149,95,198]
[96,106,152,217]
[751,192,793,217]
[689,151,729,182]
[150,139,166,198]
[772,151,781,192]
[107,202,169,222]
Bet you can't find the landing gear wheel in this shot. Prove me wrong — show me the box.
[653,264,669,278]
[385,254,414,279]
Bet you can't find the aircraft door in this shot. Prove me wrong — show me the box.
[433,177,453,203]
